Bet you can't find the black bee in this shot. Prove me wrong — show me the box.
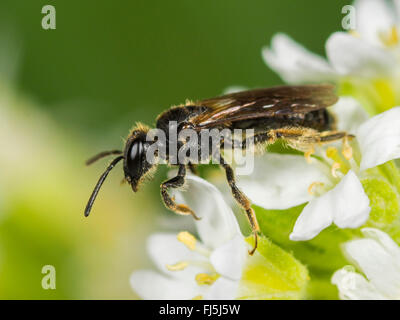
[84,84,349,254]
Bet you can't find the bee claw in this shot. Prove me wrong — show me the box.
[176,204,201,220]
[248,231,258,255]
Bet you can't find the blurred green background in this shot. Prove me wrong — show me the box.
[0,0,349,299]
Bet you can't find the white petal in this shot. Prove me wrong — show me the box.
[209,234,247,280]
[237,153,330,210]
[130,270,203,300]
[357,107,400,170]
[329,97,369,134]
[361,228,400,262]
[290,171,370,241]
[203,277,239,300]
[289,189,334,241]
[354,0,396,46]
[331,170,370,229]
[344,231,400,298]
[262,33,336,84]
[394,0,400,18]
[331,266,386,300]
[326,32,396,78]
[173,175,242,249]
[147,233,207,280]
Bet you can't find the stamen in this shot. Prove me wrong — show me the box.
[195,273,219,285]
[342,137,353,160]
[326,147,339,160]
[326,147,350,174]
[380,26,399,47]
[331,162,341,178]
[166,261,188,271]
[308,182,325,195]
[177,231,197,250]
[349,30,360,37]
[304,148,314,164]
[192,295,203,300]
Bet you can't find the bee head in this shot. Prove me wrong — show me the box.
[123,124,155,192]
[84,124,155,218]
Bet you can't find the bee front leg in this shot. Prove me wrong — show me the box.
[160,164,201,220]
[217,154,260,255]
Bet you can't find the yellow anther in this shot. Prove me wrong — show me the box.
[380,26,399,47]
[326,147,339,160]
[326,146,350,174]
[192,295,203,300]
[342,137,353,160]
[349,30,360,37]
[308,182,325,195]
[166,261,188,271]
[177,231,197,250]
[304,148,314,164]
[195,273,219,286]
[331,162,341,178]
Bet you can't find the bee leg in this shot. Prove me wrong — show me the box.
[218,155,260,255]
[241,131,274,149]
[160,165,201,220]
[319,132,354,160]
[271,128,349,157]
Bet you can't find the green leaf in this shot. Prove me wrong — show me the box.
[237,235,309,300]
[255,205,354,273]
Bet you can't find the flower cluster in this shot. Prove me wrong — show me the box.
[130,0,400,300]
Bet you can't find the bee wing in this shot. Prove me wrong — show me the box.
[190,84,338,128]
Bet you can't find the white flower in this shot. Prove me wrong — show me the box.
[263,0,400,83]
[262,0,400,114]
[332,228,400,300]
[237,100,400,241]
[130,175,248,300]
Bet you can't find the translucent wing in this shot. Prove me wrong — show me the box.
[190,84,338,128]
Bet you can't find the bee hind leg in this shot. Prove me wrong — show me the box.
[217,154,260,255]
[271,128,351,160]
[160,164,201,220]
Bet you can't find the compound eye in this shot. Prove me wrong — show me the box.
[126,140,143,178]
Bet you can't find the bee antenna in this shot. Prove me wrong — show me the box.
[85,150,123,166]
[84,156,124,217]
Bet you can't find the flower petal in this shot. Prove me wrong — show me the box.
[203,277,239,300]
[331,266,386,300]
[331,170,370,229]
[290,171,370,241]
[147,233,208,280]
[329,97,369,134]
[289,189,334,241]
[344,228,400,298]
[237,153,330,210]
[262,33,336,83]
[173,175,242,249]
[130,270,204,300]
[210,234,247,280]
[361,228,400,262]
[326,32,396,78]
[354,0,396,46]
[357,107,400,170]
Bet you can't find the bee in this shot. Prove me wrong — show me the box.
[84,84,350,254]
